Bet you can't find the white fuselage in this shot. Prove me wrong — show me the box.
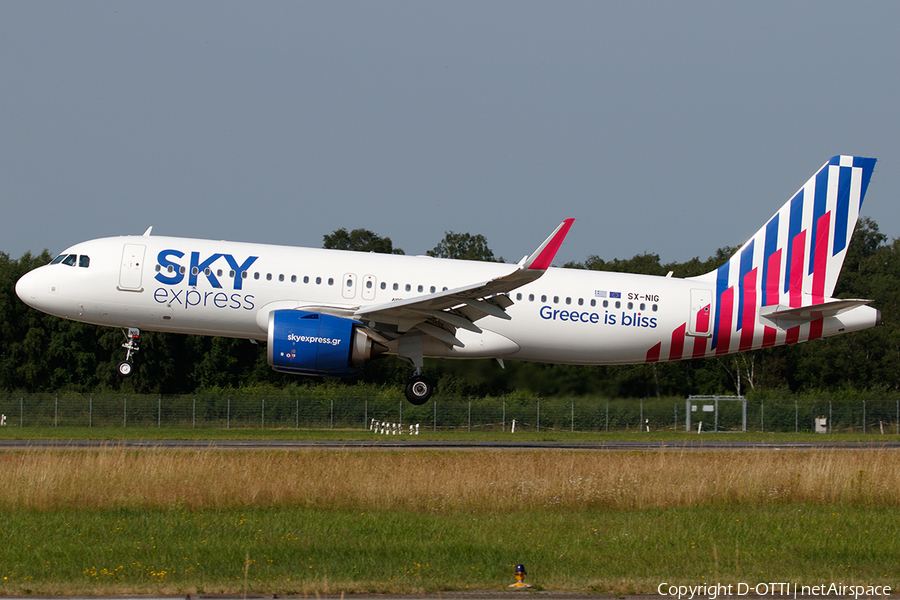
[15,234,880,367]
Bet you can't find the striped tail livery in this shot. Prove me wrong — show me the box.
[648,155,880,363]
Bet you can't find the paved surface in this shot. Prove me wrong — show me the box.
[0,439,899,451]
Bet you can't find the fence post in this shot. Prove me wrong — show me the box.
[262,397,265,428]
[364,398,368,430]
[158,394,161,428]
[123,394,127,428]
[794,399,798,433]
[227,397,230,429]
[761,399,764,432]
[89,394,92,428]
[640,398,643,433]
[193,396,196,429]
[606,398,609,432]
[468,397,471,433]
[571,398,574,432]
[863,399,866,434]
[537,397,540,432]
[20,396,23,428]
[433,397,437,431]
[502,396,505,432]
[330,398,334,429]
[829,400,832,434]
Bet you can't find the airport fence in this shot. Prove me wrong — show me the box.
[0,392,898,433]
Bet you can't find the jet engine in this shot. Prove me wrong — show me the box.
[267,309,380,376]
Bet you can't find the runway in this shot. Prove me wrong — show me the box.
[0,439,898,451]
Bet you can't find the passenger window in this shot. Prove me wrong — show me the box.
[529,294,534,302]
[541,295,547,303]
[328,278,334,285]
[578,298,583,306]
[615,301,621,309]
[303,276,309,283]
[565,297,571,305]
[242,271,248,279]
[180,266,186,274]
[230,270,235,278]
[405,284,411,292]
[266,273,272,281]
[640,303,645,311]
[430,286,436,293]
[217,269,223,277]
[204,268,211,276]
[590,299,596,307]
[316,277,322,284]
[652,304,658,312]
[553,296,559,304]
[603,300,609,308]
[291,275,297,283]
[192,267,199,276]
[279,274,284,282]
[347,278,353,287]
[155,265,161,272]
[254,272,260,280]
[516,293,522,301]
[380,282,386,290]
[417,285,423,292]
[366,281,373,289]
[393,283,399,291]
[62,255,77,267]
[79,256,90,268]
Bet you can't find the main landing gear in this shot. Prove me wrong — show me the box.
[118,327,140,377]
[398,333,434,405]
[405,371,434,405]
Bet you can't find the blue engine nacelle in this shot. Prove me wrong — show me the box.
[267,310,378,376]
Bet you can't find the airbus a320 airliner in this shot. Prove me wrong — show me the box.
[16,156,880,404]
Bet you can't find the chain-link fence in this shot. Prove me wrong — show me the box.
[0,392,898,433]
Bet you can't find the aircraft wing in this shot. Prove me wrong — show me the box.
[355,219,574,347]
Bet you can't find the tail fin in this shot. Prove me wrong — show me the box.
[695,155,877,352]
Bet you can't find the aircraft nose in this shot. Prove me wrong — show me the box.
[15,269,39,307]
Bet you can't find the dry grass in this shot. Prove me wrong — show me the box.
[0,448,897,511]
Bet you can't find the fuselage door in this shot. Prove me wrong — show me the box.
[687,288,713,337]
[342,273,357,300]
[118,244,146,292]
[362,275,377,301]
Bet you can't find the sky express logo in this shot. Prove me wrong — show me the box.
[153,249,259,311]
[154,249,258,289]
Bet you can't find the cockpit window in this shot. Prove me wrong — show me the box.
[79,255,90,268]
[50,254,67,265]
[61,255,77,267]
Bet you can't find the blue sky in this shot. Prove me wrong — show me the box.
[2,1,898,267]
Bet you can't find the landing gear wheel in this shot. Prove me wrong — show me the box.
[117,360,134,377]
[405,375,434,405]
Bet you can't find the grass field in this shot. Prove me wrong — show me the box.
[0,431,898,594]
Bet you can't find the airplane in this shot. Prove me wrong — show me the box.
[16,155,880,404]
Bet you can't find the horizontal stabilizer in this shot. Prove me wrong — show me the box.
[760,298,872,326]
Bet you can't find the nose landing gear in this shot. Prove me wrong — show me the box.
[118,327,140,377]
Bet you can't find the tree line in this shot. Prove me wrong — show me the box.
[1,219,898,398]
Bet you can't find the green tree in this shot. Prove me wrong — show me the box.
[427,232,501,262]
[323,228,404,254]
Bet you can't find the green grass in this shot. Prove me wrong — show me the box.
[0,506,896,595]
[0,426,895,442]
